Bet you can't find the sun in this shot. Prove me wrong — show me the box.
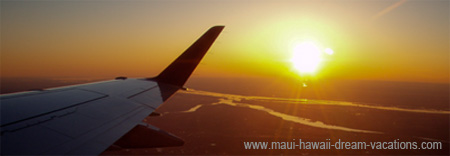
[290,42,323,74]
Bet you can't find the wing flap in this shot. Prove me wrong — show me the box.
[1,89,106,126]
[1,125,72,155]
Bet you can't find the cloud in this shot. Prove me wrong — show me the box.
[213,98,381,134]
[182,89,450,115]
[372,0,408,21]
[173,90,383,134]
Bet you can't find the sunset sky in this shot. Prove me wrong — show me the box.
[1,0,449,83]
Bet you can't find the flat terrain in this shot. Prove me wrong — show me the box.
[1,77,448,155]
[104,88,449,155]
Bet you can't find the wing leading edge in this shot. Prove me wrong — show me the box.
[0,26,225,155]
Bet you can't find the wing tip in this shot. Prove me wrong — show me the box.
[150,25,225,87]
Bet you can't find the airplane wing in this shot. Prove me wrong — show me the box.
[0,26,225,155]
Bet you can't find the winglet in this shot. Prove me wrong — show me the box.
[151,26,224,87]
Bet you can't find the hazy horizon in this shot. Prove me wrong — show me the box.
[1,76,448,111]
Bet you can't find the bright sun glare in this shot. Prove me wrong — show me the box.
[290,42,322,74]
[290,42,333,74]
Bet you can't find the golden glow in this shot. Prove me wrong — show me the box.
[290,42,322,74]
[1,1,448,83]
[302,82,308,87]
[324,48,334,55]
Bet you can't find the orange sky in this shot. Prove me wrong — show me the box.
[1,0,449,83]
